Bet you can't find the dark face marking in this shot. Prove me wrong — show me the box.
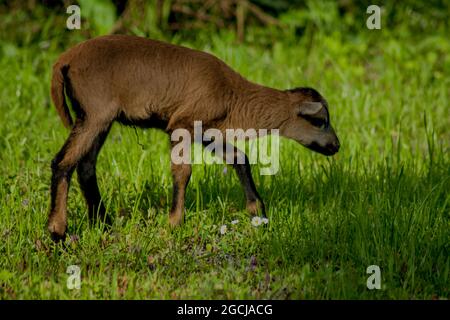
[301,113,328,129]
[306,139,340,156]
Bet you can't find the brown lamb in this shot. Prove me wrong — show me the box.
[48,35,340,241]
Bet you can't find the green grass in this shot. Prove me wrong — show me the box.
[0,17,449,299]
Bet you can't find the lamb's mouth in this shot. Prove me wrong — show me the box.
[306,141,339,156]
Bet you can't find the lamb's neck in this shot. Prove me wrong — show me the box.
[229,84,290,132]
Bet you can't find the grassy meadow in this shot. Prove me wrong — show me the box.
[0,3,449,299]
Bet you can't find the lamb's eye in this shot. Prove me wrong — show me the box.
[309,117,326,129]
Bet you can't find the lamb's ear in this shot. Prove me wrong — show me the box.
[296,101,323,116]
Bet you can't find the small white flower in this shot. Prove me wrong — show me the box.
[222,167,228,175]
[261,217,269,224]
[231,219,239,225]
[220,224,227,235]
[251,216,262,227]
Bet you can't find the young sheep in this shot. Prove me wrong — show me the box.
[48,35,340,241]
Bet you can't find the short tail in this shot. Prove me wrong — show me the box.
[50,62,73,129]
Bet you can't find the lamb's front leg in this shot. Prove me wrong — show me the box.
[169,161,192,226]
[223,144,266,217]
[233,160,266,217]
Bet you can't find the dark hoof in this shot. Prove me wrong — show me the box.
[246,199,266,217]
[101,214,112,227]
[47,218,67,243]
[50,231,67,243]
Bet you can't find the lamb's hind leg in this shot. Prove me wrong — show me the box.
[167,136,192,226]
[48,119,108,241]
[168,162,192,227]
[76,126,111,225]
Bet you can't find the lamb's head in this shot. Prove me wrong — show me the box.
[280,87,340,156]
